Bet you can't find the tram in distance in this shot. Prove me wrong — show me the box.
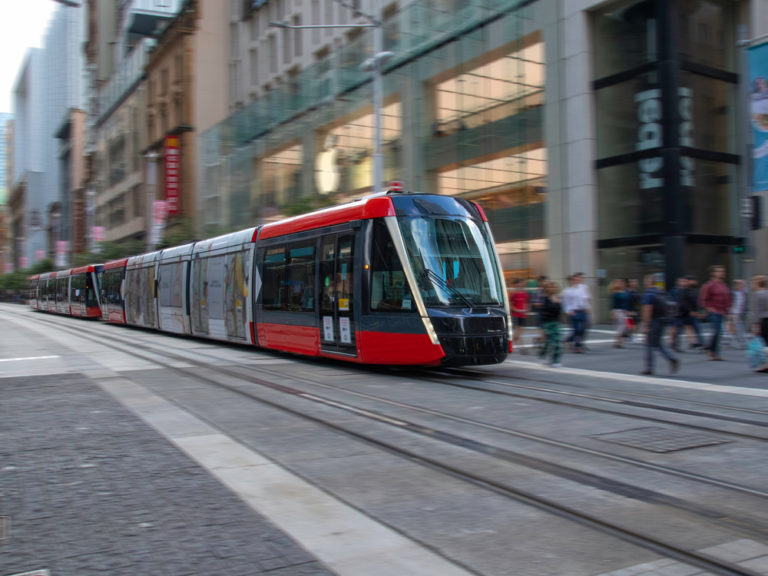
[29,191,513,366]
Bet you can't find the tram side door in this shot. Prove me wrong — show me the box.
[319,233,356,355]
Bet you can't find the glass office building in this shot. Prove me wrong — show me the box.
[200,0,762,319]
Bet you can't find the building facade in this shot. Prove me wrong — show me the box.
[56,109,88,256]
[143,0,228,242]
[88,0,183,248]
[0,114,11,273]
[198,0,768,320]
[11,48,45,270]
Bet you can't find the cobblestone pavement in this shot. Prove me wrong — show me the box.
[0,373,334,576]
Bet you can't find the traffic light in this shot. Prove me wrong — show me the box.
[733,244,746,254]
[751,195,763,230]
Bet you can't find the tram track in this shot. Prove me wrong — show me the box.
[13,308,768,498]
[7,307,768,576]
[429,366,768,429]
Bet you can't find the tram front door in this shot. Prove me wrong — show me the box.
[319,233,356,356]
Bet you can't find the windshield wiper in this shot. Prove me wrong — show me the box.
[419,268,474,308]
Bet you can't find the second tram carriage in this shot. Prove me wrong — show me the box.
[31,192,512,366]
[31,265,102,317]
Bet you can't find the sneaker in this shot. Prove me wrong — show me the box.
[670,358,679,373]
[641,369,653,375]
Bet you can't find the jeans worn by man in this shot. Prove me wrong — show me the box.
[699,266,732,361]
[641,276,679,375]
[643,318,679,375]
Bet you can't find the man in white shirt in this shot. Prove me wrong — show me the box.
[562,273,591,352]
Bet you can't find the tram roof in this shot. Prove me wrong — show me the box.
[70,264,102,275]
[103,258,129,271]
[258,195,395,240]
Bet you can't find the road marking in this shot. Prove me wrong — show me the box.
[0,355,59,362]
[98,377,473,576]
[506,359,768,398]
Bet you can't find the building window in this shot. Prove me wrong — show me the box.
[108,135,126,187]
[250,12,259,42]
[312,0,320,44]
[269,35,277,74]
[133,184,142,218]
[283,28,291,64]
[293,15,302,57]
[325,0,333,36]
[175,51,183,82]
[432,36,544,137]
[250,48,258,86]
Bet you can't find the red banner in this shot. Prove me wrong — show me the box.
[165,135,180,214]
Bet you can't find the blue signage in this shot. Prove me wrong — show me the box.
[749,41,768,192]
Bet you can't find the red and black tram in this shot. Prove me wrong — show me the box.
[30,265,102,317]
[30,191,512,366]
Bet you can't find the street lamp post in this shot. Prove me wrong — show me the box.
[270,13,393,195]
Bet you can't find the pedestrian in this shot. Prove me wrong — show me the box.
[685,275,705,348]
[609,278,630,348]
[538,281,563,367]
[668,276,703,351]
[562,275,589,353]
[625,278,641,342]
[573,272,592,348]
[508,278,529,353]
[751,275,768,345]
[530,275,548,352]
[746,322,768,373]
[726,279,747,349]
[699,265,732,361]
[668,276,686,351]
[640,273,679,375]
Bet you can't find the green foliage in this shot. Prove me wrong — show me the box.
[0,258,53,300]
[0,270,28,294]
[69,239,145,267]
[159,217,198,249]
[283,195,335,217]
[28,259,53,274]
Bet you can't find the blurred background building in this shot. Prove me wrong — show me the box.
[5,0,768,320]
[0,113,12,274]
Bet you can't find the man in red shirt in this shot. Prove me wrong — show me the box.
[699,265,732,361]
[509,278,529,353]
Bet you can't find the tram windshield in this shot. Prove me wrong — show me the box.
[398,216,505,307]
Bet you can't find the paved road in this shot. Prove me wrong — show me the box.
[3,304,768,576]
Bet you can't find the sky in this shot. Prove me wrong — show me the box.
[0,0,58,114]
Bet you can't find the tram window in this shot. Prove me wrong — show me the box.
[57,279,68,303]
[86,274,97,306]
[370,220,413,312]
[102,269,123,305]
[71,275,85,301]
[159,262,183,308]
[262,242,315,311]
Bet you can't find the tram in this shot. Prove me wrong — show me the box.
[30,265,102,317]
[31,191,512,366]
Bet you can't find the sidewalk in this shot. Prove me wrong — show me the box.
[512,324,768,388]
[0,373,334,576]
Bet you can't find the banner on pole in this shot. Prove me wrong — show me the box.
[749,41,768,192]
[165,135,181,214]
